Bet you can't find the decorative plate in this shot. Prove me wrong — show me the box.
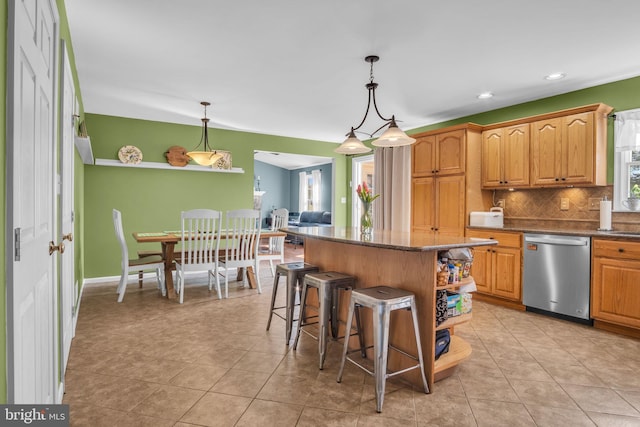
[118,145,143,165]
[212,150,232,170]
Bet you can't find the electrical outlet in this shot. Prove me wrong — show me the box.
[589,197,601,210]
[496,199,505,209]
[560,198,570,210]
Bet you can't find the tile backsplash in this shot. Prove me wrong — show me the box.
[493,186,640,231]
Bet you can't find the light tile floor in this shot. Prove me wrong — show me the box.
[64,246,640,426]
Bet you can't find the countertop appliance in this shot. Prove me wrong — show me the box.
[523,233,591,322]
[469,207,504,228]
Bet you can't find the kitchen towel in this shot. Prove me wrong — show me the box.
[600,200,612,230]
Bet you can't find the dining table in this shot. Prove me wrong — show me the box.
[133,229,287,299]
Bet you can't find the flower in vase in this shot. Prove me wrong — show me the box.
[356,182,380,204]
[356,182,379,235]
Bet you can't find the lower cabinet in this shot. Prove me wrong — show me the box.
[592,239,640,329]
[466,229,522,301]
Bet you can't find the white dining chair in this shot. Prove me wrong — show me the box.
[258,208,288,276]
[219,209,262,298]
[174,209,223,304]
[112,209,166,302]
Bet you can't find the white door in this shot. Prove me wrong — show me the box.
[6,0,60,403]
[60,42,76,375]
[351,154,375,226]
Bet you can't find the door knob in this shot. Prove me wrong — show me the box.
[62,232,73,242]
[49,241,65,255]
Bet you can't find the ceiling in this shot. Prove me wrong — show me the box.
[66,0,640,147]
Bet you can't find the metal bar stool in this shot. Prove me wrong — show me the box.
[292,272,366,369]
[337,286,429,413]
[266,262,319,343]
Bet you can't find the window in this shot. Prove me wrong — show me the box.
[613,109,640,211]
[298,170,322,212]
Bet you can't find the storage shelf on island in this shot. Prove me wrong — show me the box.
[94,158,244,173]
[434,335,472,374]
[436,276,475,291]
[436,313,472,331]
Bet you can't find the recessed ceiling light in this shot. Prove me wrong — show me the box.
[545,72,566,81]
[477,92,494,99]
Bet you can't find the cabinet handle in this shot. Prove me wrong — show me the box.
[555,178,559,181]
[561,177,566,181]
[504,180,508,184]
[618,248,625,253]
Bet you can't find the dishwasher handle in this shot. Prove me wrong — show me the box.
[524,235,589,246]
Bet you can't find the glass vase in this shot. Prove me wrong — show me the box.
[360,201,373,236]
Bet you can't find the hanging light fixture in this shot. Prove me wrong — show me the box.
[334,55,415,154]
[186,101,224,166]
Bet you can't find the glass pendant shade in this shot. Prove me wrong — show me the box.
[334,129,372,154]
[186,150,223,166]
[371,118,416,147]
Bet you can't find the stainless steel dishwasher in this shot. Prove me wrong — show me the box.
[522,234,591,322]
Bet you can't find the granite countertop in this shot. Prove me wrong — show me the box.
[283,226,498,251]
[467,225,640,239]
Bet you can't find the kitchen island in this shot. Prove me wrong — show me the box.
[283,226,497,391]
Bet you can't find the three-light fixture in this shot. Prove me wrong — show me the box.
[334,55,416,155]
[186,101,224,166]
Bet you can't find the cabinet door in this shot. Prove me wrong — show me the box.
[471,247,492,294]
[482,129,503,187]
[437,130,466,176]
[492,246,522,301]
[562,112,594,184]
[411,177,435,232]
[592,257,640,328]
[435,175,465,236]
[412,135,436,177]
[503,124,529,187]
[531,118,562,186]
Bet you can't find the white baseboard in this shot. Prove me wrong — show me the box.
[84,270,239,286]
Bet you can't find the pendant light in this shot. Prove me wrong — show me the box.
[186,101,224,166]
[334,55,415,154]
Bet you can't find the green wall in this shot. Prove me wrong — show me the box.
[83,114,346,278]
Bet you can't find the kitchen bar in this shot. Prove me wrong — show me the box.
[283,226,497,391]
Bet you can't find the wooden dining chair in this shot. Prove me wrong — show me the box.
[174,209,223,304]
[219,209,262,298]
[258,208,288,276]
[112,209,166,302]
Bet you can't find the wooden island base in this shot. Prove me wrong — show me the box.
[291,228,496,392]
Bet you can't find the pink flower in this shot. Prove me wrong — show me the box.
[356,181,379,204]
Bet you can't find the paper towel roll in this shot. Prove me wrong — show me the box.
[600,200,612,230]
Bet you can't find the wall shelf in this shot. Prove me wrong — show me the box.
[74,136,95,164]
[94,158,245,174]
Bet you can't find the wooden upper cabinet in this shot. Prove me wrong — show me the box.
[412,130,465,177]
[481,103,611,189]
[531,105,610,187]
[531,118,563,185]
[412,135,437,177]
[482,124,529,188]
